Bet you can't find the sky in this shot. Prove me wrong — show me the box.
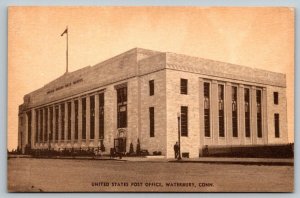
[8,7,294,150]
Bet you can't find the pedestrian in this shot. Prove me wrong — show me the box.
[174,142,179,159]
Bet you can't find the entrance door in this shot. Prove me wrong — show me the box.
[114,138,126,153]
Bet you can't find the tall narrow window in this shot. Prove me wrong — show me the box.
[40,109,43,142]
[274,92,279,105]
[274,113,280,138]
[149,80,154,96]
[61,104,65,140]
[44,108,48,141]
[27,111,32,145]
[244,88,251,137]
[232,86,238,137]
[99,93,104,139]
[256,89,262,138]
[90,96,95,140]
[67,102,71,140]
[50,107,53,141]
[149,107,155,137]
[117,86,127,128]
[218,84,225,137]
[55,106,59,141]
[35,110,38,143]
[180,78,188,94]
[75,100,79,140]
[204,82,210,137]
[181,106,188,136]
[82,98,86,139]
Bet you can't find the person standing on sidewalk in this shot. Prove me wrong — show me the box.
[174,142,179,159]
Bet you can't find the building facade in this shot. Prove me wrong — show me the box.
[18,48,288,158]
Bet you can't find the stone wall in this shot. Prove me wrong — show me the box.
[139,70,167,155]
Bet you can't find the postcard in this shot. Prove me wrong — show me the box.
[7,6,294,192]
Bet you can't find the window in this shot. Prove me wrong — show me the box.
[256,90,262,138]
[149,80,154,96]
[274,92,279,105]
[90,96,95,140]
[149,107,155,137]
[40,109,43,142]
[218,84,225,137]
[61,104,65,140]
[274,113,280,138]
[99,93,104,139]
[244,88,251,137]
[27,111,32,145]
[117,86,127,128]
[75,100,78,140]
[55,106,59,141]
[232,86,238,137]
[82,98,86,139]
[204,82,210,137]
[180,79,188,94]
[181,106,188,136]
[44,108,48,141]
[35,110,38,143]
[67,102,71,140]
[182,152,189,158]
[49,107,53,141]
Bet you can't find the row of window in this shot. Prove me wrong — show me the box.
[26,80,281,143]
[203,81,280,139]
[179,78,280,106]
[32,93,105,144]
[173,87,280,139]
[204,82,263,138]
[146,79,280,138]
[29,85,127,144]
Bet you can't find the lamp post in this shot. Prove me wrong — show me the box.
[177,112,182,160]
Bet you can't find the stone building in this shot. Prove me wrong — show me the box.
[18,48,288,158]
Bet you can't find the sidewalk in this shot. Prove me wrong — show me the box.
[113,156,294,166]
[168,157,294,166]
[8,154,294,166]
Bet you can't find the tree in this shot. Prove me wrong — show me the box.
[129,143,134,154]
[136,139,141,156]
[100,140,105,152]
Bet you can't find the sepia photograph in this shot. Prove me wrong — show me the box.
[7,6,294,192]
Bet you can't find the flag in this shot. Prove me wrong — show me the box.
[61,27,68,36]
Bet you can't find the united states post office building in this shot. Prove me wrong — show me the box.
[18,48,288,158]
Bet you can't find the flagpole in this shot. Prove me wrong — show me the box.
[61,26,69,74]
[66,26,68,73]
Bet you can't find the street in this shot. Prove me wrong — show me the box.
[7,158,293,192]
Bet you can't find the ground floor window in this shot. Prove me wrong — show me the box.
[82,98,86,139]
[75,100,78,140]
[244,88,251,137]
[204,82,210,137]
[99,93,104,139]
[67,102,71,140]
[55,106,59,141]
[61,104,65,140]
[90,96,95,140]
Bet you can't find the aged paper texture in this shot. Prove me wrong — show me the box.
[8,7,294,192]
